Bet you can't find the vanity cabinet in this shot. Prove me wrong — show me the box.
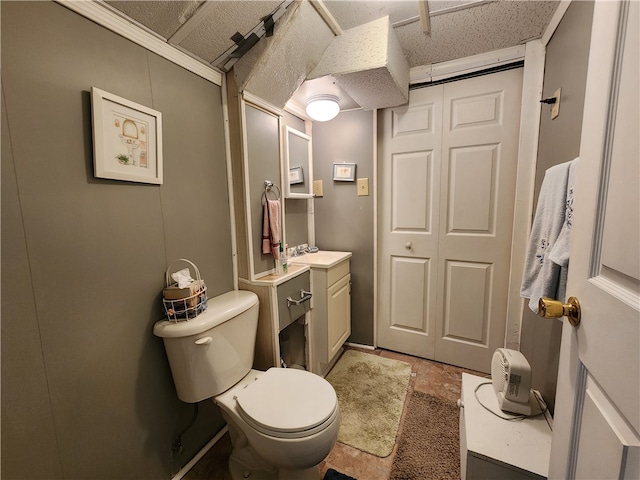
[240,265,311,371]
[292,251,352,376]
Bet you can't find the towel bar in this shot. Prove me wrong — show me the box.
[287,289,312,307]
[262,180,281,203]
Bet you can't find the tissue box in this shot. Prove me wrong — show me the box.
[162,259,208,321]
[163,279,205,304]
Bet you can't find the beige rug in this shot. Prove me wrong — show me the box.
[326,350,412,457]
[390,391,460,480]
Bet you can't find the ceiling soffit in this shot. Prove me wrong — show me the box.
[309,15,409,110]
[233,0,335,110]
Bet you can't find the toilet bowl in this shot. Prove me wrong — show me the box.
[215,368,340,479]
[153,290,339,480]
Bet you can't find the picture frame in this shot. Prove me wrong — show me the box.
[333,163,356,182]
[91,87,163,184]
[289,166,304,185]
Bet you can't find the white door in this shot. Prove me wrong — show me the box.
[377,68,523,372]
[549,1,640,478]
[377,85,443,358]
[434,70,522,371]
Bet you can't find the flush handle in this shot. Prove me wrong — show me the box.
[538,297,581,326]
[195,336,212,345]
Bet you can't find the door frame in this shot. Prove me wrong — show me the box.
[372,3,572,349]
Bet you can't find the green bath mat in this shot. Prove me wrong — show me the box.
[326,350,412,457]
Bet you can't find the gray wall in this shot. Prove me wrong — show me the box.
[519,0,594,414]
[1,2,233,478]
[312,110,375,345]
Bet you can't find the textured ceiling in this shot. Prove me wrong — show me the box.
[174,1,283,62]
[104,0,204,39]
[390,1,558,66]
[102,0,560,111]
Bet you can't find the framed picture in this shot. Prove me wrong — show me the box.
[333,163,356,182]
[289,166,304,185]
[91,87,163,184]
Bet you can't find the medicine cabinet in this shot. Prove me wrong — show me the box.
[284,126,313,198]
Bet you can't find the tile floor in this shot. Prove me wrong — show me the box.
[184,347,488,480]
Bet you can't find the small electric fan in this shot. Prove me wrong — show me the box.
[491,348,533,415]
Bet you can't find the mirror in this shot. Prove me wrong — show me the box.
[284,126,313,198]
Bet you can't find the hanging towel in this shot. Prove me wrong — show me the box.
[548,159,578,303]
[262,199,281,259]
[521,158,578,313]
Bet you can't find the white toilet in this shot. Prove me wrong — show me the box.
[153,290,340,480]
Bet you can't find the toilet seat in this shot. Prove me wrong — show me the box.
[235,368,338,439]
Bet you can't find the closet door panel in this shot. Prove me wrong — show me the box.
[443,260,492,345]
[389,256,431,333]
[447,144,498,234]
[378,86,443,359]
[436,68,523,371]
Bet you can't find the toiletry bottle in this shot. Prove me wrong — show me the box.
[282,244,288,273]
[276,242,283,274]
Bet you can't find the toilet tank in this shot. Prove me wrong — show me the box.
[153,290,259,403]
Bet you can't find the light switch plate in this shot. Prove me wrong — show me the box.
[551,88,561,119]
[313,180,323,197]
[357,178,369,196]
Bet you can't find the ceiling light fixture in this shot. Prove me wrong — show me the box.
[306,95,340,122]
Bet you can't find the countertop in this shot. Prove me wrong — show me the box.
[290,250,352,269]
[246,264,310,286]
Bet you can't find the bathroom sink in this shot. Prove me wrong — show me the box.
[290,251,352,269]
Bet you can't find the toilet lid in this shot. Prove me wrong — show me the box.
[235,368,337,435]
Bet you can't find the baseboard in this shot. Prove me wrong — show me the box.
[345,342,376,350]
[171,425,229,480]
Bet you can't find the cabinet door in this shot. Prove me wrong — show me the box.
[327,274,351,360]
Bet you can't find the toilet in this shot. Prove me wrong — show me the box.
[153,290,340,480]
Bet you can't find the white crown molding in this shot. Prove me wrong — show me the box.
[284,101,310,121]
[409,44,526,85]
[55,0,222,86]
[243,91,283,117]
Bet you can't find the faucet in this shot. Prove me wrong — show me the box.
[290,244,309,257]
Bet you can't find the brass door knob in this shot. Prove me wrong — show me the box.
[538,297,581,326]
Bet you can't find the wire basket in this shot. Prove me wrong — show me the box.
[162,259,207,322]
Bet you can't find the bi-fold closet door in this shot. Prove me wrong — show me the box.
[377,67,523,373]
